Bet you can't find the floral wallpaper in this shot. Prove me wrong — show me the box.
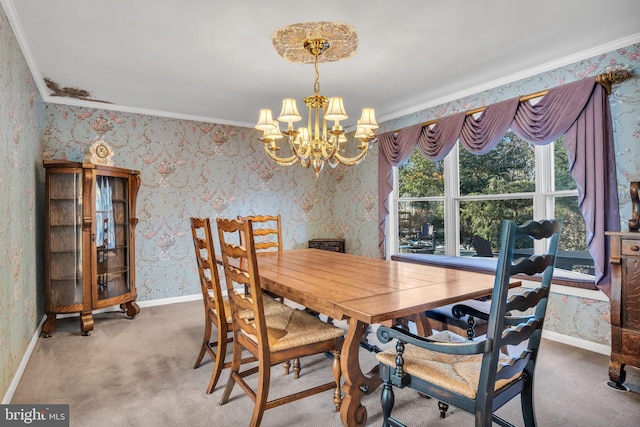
[1,0,639,400]
[0,6,44,400]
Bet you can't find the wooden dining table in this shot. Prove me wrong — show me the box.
[251,248,518,427]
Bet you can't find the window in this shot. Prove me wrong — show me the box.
[393,131,594,275]
[398,155,444,253]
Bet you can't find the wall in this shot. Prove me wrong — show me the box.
[0,7,44,400]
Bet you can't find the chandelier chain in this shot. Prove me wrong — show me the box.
[314,51,320,95]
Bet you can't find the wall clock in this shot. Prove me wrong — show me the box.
[84,138,115,166]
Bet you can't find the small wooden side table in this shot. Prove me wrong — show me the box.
[308,238,345,253]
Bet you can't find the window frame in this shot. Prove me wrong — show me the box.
[389,139,580,260]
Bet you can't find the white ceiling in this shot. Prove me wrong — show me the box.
[3,0,640,130]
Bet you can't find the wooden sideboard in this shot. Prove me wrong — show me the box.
[606,231,640,390]
[308,238,345,253]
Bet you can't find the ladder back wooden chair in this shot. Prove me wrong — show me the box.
[238,214,283,298]
[217,217,345,427]
[238,213,303,376]
[425,234,494,339]
[189,217,292,394]
[239,214,282,252]
[376,219,562,427]
[425,299,493,341]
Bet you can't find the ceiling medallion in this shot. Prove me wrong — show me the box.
[256,22,377,176]
[271,21,358,64]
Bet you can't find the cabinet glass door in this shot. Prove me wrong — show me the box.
[48,171,83,308]
[95,174,130,301]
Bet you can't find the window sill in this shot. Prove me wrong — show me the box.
[390,253,597,291]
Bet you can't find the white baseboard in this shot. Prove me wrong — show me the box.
[1,315,45,404]
[1,293,202,404]
[542,329,611,356]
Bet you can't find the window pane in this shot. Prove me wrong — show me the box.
[398,201,444,254]
[398,151,444,197]
[554,138,577,191]
[460,199,533,255]
[459,132,535,196]
[554,195,593,274]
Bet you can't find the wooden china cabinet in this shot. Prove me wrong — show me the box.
[43,160,141,336]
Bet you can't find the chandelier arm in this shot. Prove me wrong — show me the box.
[291,138,312,160]
[263,144,300,166]
[333,145,370,166]
[327,156,340,168]
[320,141,337,159]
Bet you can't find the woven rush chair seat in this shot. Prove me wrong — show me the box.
[216,293,293,324]
[377,330,519,399]
[242,308,345,351]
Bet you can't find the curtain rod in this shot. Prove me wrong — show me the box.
[402,69,632,131]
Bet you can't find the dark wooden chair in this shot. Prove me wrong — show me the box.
[472,234,494,257]
[425,234,494,350]
[426,234,497,358]
[424,298,492,341]
[217,217,345,427]
[376,219,561,427]
[189,217,292,394]
[419,223,434,241]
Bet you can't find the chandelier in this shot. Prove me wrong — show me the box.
[255,22,378,176]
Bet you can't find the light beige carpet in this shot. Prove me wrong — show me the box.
[11,300,640,426]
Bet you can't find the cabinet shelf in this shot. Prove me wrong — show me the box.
[97,245,127,251]
[97,267,128,275]
[43,160,140,336]
[50,272,82,280]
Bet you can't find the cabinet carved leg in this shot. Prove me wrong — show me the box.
[124,300,140,318]
[80,313,94,336]
[607,360,628,390]
[42,313,57,337]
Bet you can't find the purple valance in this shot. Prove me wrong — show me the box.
[377,77,619,295]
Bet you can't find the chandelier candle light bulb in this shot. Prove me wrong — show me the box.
[256,22,378,176]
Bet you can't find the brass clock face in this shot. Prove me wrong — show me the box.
[96,143,110,159]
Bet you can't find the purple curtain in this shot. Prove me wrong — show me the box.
[378,123,423,258]
[377,77,619,295]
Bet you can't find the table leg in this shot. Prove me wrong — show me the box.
[340,318,382,427]
[411,311,433,336]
